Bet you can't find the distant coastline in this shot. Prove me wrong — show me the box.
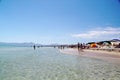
[0,42,35,47]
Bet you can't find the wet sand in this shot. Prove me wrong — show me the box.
[60,48,120,64]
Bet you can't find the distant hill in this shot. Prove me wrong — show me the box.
[110,39,120,42]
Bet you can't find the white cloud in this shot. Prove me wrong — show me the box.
[72,27,120,39]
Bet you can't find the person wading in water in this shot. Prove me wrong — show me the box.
[77,42,80,51]
[33,45,36,50]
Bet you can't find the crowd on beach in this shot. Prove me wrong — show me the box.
[68,39,120,52]
[32,39,120,52]
[57,39,120,52]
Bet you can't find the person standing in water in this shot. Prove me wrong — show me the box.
[77,42,80,51]
[33,45,36,50]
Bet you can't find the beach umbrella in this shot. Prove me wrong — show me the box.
[91,43,97,48]
[104,41,111,44]
[87,42,95,45]
[99,41,111,45]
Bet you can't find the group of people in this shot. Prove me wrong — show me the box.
[33,42,86,51]
[77,42,85,51]
[33,45,41,50]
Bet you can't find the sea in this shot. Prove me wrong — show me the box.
[0,46,120,80]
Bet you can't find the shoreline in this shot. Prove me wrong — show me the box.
[60,48,120,64]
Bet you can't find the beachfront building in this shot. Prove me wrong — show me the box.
[110,39,120,48]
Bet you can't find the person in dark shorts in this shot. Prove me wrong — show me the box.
[77,42,80,51]
[33,45,36,50]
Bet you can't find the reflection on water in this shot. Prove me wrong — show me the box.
[0,47,120,80]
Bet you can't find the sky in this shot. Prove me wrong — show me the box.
[0,0,120,44]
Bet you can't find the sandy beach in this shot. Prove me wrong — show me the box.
[60,48,120,64]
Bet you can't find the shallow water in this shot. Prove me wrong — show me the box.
[0,47,120,80]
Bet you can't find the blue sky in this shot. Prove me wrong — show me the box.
[0,0,120,44]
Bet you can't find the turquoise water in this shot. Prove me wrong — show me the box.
[0,47,120,80]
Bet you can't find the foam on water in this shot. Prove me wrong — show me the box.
[0,47,120,80]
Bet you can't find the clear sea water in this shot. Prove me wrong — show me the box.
[0,47,120,80]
